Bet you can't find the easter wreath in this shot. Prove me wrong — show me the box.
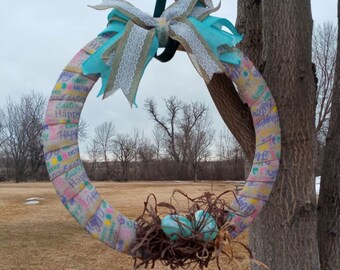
[43,0,281,269]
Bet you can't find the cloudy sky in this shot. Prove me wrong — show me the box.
[0,0,337,151]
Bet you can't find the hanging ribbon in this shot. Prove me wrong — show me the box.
[82,0,243,106]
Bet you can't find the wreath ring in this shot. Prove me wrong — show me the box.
[43,0,281,259]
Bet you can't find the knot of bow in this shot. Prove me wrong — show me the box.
[82,0,243,106]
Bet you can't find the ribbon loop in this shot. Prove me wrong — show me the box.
[82,0,243,106]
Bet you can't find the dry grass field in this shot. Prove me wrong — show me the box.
[0,181,249,270]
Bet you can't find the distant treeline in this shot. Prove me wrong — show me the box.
[82,159,245,182]
[0,93,245,182]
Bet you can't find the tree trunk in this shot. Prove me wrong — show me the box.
[236,0,264,180]
[236,0,263,69]
[250,1,320,269]
[209,0,320,269]
[14,160,23,183]
[317,2,340,269]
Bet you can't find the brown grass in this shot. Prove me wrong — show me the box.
[0,181,249,270]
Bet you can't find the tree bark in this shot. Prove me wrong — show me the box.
[209,0,321,269]
[249,1,320,269]
[237,0,264,178]
[317,2,340,269]
[236,0,263,69]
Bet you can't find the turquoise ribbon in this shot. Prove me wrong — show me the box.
[82,0,243,107]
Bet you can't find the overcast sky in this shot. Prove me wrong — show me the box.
[0,0,337,152]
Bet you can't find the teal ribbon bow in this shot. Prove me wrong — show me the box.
[82,0,243,106]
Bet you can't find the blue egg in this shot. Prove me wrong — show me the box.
[194,210,218,242]
[161,214,193,241]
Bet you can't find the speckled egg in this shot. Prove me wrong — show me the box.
[161,214,193,241]
[194,210,218,242]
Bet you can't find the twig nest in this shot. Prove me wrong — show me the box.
[132,190,251,269]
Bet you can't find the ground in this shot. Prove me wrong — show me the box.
[0,181,249,270]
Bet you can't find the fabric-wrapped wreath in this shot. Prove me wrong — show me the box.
[43,0,281,268]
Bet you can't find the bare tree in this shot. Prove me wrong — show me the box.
[112,132,138,181]
[26,95,46,180]
[0,108,10,177]
[1,92,46,182]
[145,97,183,177]
[216,128,244,179]
[0,109,9,148]
[152,127,164,161]
[181,102,215,181]
[86,139,100,180]
[137,135,156,180]
[145,97,214,180]
[313,22,337,143]
[93,121,115,180]
[242,1,319,269]
[78,118,89,142]
[216,129,241,161]
[206,0,320,269]
[317,3,340,268]
[236,0,263,68]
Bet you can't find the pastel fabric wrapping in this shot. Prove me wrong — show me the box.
[224,51,281,237]
[43,0,281,256]
[43,36,137,255]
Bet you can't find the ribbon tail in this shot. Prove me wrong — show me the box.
[129,36,159,107]
[125,32,159,107]
[103,22,159,107]
[169,18,225,82]
[82,30,124,96]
